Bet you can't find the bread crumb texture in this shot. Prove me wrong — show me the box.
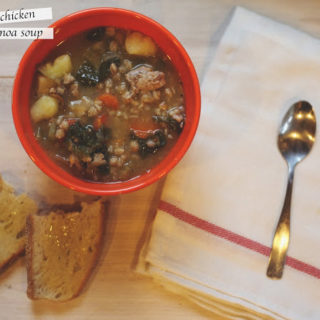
[26,200,105,301]
[0,175,37,271]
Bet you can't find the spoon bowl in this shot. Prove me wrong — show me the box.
[278,101,316,165]
[267,100,316,279]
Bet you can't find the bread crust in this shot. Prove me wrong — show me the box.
[0,248,24,274]
[26,201,106,301]
[25,214,35,299]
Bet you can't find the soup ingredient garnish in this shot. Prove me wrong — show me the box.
[131,130,167,157]
[126,65,166,92]
[97,93,119,109]
[76,62,99,87]
[30,95,59,123]
[39,54,72,80]
[125,31,157,56]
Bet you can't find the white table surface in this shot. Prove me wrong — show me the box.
[1,0,320,319]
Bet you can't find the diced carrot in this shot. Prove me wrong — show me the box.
[131,129,154,139]
[93,114,107,130]
[130,118,159,139]
[97,94,119,109]
[66,118,78,126]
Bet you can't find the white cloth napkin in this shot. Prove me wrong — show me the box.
[137,7,320,320]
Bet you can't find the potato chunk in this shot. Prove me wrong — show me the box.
[31,95,59,123]
[39,54,72,80]
[37,75,57,95]
[125,32,157,57]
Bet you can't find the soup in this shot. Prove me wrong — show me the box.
[30,27,185,182]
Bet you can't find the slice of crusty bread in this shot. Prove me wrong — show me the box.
[26,200,105,301]
[0,175,37,272]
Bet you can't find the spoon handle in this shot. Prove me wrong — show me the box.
[267,167,294,279]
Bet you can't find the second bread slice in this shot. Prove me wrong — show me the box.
[26,200,105,301]
[0,175,37,272]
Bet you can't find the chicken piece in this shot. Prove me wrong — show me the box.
[126,65,165,93]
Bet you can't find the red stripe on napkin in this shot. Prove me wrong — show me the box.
[159,200,320,279]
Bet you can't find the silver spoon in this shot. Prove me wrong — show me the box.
[267,100,316,279]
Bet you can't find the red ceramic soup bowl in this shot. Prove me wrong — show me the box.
[12,8,201,195]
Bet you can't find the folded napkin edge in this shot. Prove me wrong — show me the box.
[157,200,320,280]
[136,260,286,320]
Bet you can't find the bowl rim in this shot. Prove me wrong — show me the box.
[12,7,201,195]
